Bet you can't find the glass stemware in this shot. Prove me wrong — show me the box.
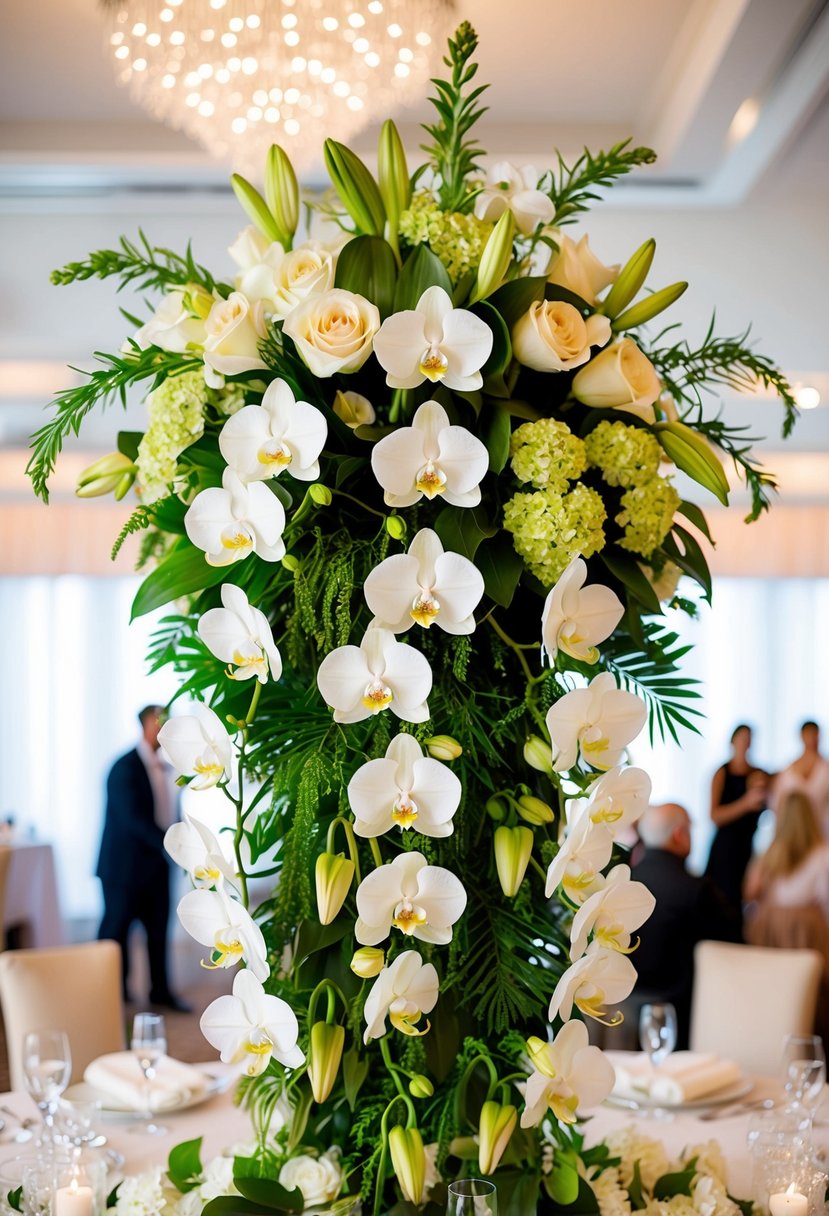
[130,1012,168,1136]
[447,1179,498,1215]
[22,1030,71,1149]
[781,1035,826,1130]
[638,1002,678,1121]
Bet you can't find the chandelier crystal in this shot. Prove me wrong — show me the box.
[106,0,453,172]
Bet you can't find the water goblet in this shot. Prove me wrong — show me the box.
[447,1179,498,1215]
[22,1030,71,1151]
[638,1002,677,1120]
[129,1012,168,1136]
[781,1034,826,1130]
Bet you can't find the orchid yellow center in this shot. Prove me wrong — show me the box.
[390,1007,431,1037]
[229,649,267,680]
[393,901,427,935]
[392,795,419,829]
[362,679,393,713]
[549,1090,579,1124]
[591,804,624,825]
[193,758,224,781]
[581,731,609,759]
[194,863,222,883]
[418,345,449,382]
[415,461,447,499]
[410,592,441,627]
[258,440,292,469]
[242,1029,274,1075]
[204,932,245,970]
[594,922,629,951]
[220,526,254,553]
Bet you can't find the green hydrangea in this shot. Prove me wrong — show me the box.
[136,370,244,503]
[584,420,662,488]
[398,193,493,284]
[503,483,606,586]
[616,475,680,558]
[510,418,587,493]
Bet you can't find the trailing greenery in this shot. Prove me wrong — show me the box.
[540,140,658,226]
[50,229,226,295]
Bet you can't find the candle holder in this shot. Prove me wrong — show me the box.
[22,1158,106,1216]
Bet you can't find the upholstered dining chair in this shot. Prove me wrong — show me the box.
[690,940,823,1074]
[0,940,126,1089]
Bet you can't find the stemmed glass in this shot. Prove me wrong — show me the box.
[781,1035,826,1129]
[130,1012,168,1136]
[22,1030,71,1150]
[639,1003,678,1120]
[447,1179,498,1215]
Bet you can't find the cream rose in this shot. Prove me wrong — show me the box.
[571,338,661,422]
[284,288,380,378]
[547,234,618,305]
[202,291,268,388]
[512,300,611,372]
[134,289,206,354]
[278,1150,343,1206]
[268,241,337,319]
[229,225,279,271]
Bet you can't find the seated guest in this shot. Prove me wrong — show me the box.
[704,724,769,916]
[632,802,742,1048]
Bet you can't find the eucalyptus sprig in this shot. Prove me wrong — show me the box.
[421,21,489,213]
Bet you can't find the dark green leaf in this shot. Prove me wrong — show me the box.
[150,495,188,535]
[600,551,662,614]
[394,244,452,310]
[544,282,592,313]
[629,1161,646,1210]
[167,1137,203,1194]
[433,505,497,561]
[179,435,228,472]
[481,403,511,473]
[477,534,524,608]
[6,1187,22,1213]
[293,917,351,963]
[335,235,398,320]
[548,1155,580,1205]
[117,430,143,460]
[342,1046,369,1110]
[202,1200,290,1215]
[335,456,369,489]
[494,1169,545,1216]
[474,300,512,376]
[131,542,227,620]
[653,1165,696,1200]
[233,1177,304,1211]
[677,499,713,542]
[488,276,546,329]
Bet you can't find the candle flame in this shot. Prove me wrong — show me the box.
[786,1184,797,1196]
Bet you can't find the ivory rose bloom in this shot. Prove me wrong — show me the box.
[283,288,380,377]
[266,242,337,319]
[572,339,662,423]
[279,1151,343,1206]
[202,291,268,387]
[134,289,206,354]
[512,301,611,373]
[547,234,618,305]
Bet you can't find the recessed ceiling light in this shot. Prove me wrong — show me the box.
[794,385,821,410]
[728,98,760,144]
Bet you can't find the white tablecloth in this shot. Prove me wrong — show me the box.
[4,842,63,948]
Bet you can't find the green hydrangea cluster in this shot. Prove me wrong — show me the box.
[616,476,681,558]
[398,193,493,283]
[584,420,662,488]
[136,370,244,503]
[510,418,587,493]
[503,483,607,586]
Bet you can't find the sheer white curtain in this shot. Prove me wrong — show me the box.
[1,575,828,917]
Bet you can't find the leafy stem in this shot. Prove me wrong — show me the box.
[50,229,225,295]
[421,21,488,213]
[541,141,657,226]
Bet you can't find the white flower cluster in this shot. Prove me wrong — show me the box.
[588,1131,741,1216]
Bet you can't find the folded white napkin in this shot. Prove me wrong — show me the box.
[84,1052,208,1112]
[606,1050,742,1105]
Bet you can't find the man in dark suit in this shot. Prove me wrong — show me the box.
[632,802,742,1048]
[97,705,189,1011]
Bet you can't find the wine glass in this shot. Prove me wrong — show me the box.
[638,1003,677,1121]
[130,1012,168,1136]
[447,1179,498,1215]
[22,1030,71,1148]
[781,1035,826,1126]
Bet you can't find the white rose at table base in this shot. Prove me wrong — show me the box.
[33,18,797,1216]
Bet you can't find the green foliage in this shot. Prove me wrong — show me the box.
[598,623,703,744]
[50,229,223,295]
[421,22,489,212]
[167,1137,204,1194]
[111,506,152,561]
[540,141,657,226]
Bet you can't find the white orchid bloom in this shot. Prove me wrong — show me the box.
[177,886,269,981]
[184,468,286,566]
[548,945,637,1023]
[373,286,493,392]
[355,852,467,946]
[583,765,652,832]
[348,732,461,838]
[545,811,613,904]
[520,1020,615,1128]
[158,706,233,791]
[364,528,485,634]
[218,378,327,484]
[134,288,206,354]
[474,162,555,236]
[569,864,655,961]
[200,968,304,1077]
[546,673,647,773]
[164,812,237,888]
[371,400,489,509]
[316,625,432,724]
[363,950,439,1043]
[541,558,624,664]
[198,583,282,684]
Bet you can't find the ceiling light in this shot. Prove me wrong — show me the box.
[794,385,821,410]
[728,97,760,145]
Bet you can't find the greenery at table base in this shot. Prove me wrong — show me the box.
[29,22,792,1216]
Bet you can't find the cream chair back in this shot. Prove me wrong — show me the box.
[690,940,822,1074]
[0,940,125,1089]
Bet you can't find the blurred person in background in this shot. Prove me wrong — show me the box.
[632,802,742,1048]
[96,705,190,1011]
[704,723,769,916]
[773,721,829,836]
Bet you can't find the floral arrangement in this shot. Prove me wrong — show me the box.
[30,22,794,1216]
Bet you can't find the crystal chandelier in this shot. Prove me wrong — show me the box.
[105,0,454,173]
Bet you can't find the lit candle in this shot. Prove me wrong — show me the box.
[54,1177,94,1216]
[769,1183,808,1216]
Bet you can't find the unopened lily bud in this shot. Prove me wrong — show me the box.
[494,825,533,897]
[323,139,386,237]
[350,946,385,979]
[517,794,555,826]
[612,281,688,331]
[408,1073,434,1099]
[333,389,376,430]
[315,852,355,925]
[486,797,506,822]
[600,238,655,318]
[76,452,136,499]
[308,1021,345,1104]
[425,735,462,761]
[472,208,515,303]
[309,483,332,507]
[377,119,411,239]
[655,420,729,506]
[524,736,554,774]
[231,173,282,243]
[385,515,407,542]
[478,1100,518,1175]
[388,1125,425,1207]
[265,144,299,247]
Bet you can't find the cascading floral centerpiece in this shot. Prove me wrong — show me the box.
[30,22,796,1216]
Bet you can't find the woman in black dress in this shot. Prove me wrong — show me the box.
[704,724,769,914]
